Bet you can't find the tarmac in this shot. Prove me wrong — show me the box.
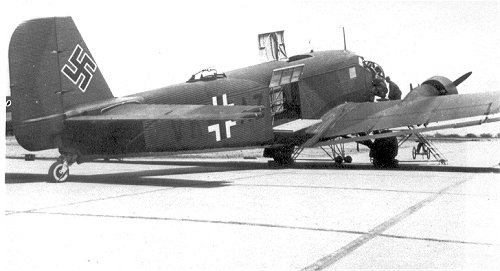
[3,140,500,270]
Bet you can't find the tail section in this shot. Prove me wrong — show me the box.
[9,17,113,150]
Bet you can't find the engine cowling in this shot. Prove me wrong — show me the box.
[422,76,458,95]
[404,72,471,100]
[405,76,457,99]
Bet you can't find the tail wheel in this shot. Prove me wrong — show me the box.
[48,161,69,183]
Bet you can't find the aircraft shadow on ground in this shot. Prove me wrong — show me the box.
[5,159,497,186]
[106,159,499,174]
[4,166,239,187]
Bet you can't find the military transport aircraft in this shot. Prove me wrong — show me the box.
[9,17,500,182]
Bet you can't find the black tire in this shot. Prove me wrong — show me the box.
[48,162,69,183]
[273,155,294,166]
[344,156,353,163]
[373,158,399,168]
[371,135,399,168]
[412,147,417,159]
[334,156,343,164]
[269,145,295,166]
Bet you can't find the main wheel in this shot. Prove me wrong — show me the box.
[371,135,399,168]
[273,155,294,166]
[268,145,295,166]
[48,161,69,183]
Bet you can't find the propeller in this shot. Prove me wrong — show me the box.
[453,71,472,87]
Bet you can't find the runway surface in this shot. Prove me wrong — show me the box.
[4,140,500,270]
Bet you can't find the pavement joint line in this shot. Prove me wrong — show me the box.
[218,172,284,182]
[301,177,470,271]
[377,233,495,246]
[12,209,493,247]
[5,187,174,215]
[232,183,448,195]
[234,183,499,197]
[24,210,368,236]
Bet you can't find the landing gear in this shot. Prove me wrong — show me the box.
[264,145,295,166]
[48,153,78,183]
[334,156,343,164]
[273,154,294,166]
[48,161,69,183]
[369,135,399,168]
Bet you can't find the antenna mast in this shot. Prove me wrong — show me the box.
[343,27,347,50]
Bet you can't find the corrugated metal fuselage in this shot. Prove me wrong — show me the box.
[63,50,375,156]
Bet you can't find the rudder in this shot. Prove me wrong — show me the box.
[9,17,113,151]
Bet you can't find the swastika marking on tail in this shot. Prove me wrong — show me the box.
[61,44,97,92]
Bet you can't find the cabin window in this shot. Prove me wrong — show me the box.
[337,66,357,82]
[349,67,357,79]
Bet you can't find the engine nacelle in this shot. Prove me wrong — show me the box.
[405,76,458,100]
[421,76,458,95]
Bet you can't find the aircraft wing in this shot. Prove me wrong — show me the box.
[66,103,265,122]
[304,92,500,147]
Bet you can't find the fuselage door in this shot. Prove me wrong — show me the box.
[268,64,304,122]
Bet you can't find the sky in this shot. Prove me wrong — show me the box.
[1,0,499,134]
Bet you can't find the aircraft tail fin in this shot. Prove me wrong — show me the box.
[9,17,113,151]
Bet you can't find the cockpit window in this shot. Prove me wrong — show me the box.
[187,68,226,83]
[288,54,313,62]
[363,60,385,79]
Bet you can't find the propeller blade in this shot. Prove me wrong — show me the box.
[453,71,472,86]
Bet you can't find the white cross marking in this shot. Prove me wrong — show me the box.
[209,93,236,142]
[225,120,237,138]
[223,94,234,106]
[208,124,221,141]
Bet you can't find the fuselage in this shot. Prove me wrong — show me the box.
[135,50,374,118]
[63,50,377,157]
